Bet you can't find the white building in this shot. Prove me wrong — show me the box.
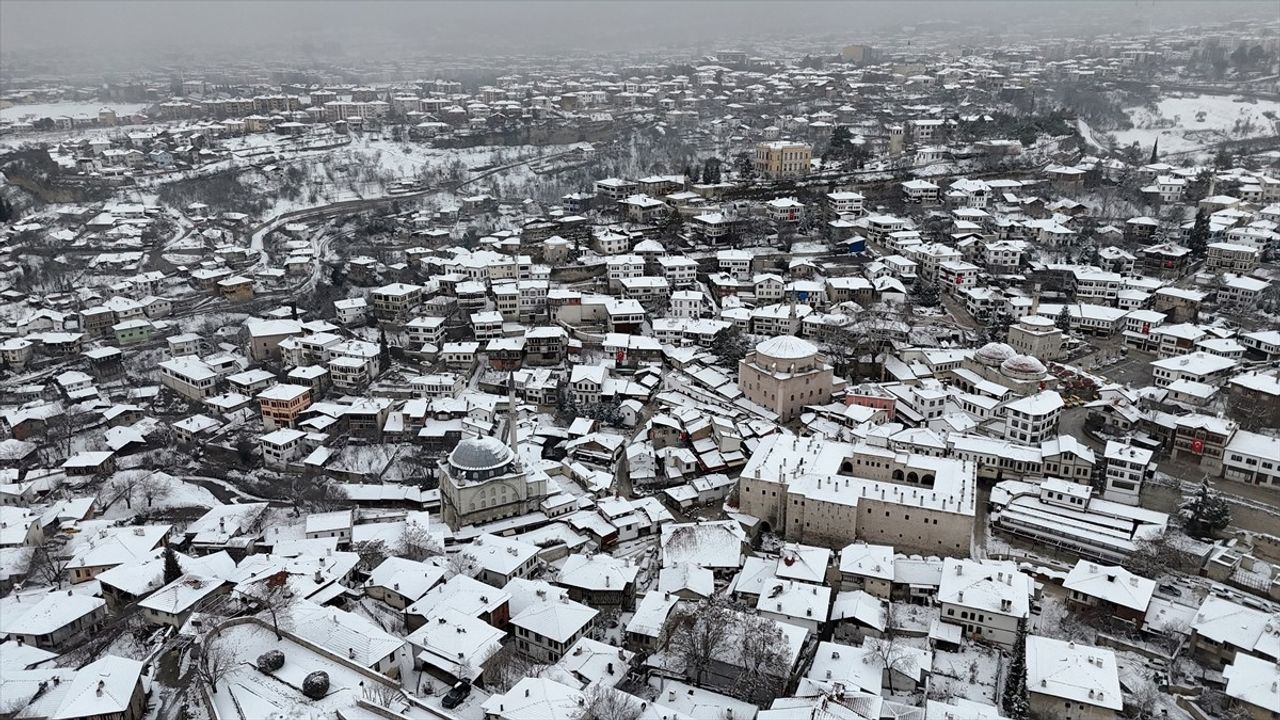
[1026,635,1122,720]
[937,558,1032,648]
[1101,441,1153,506]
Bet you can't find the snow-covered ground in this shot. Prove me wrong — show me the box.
[210,621,408,720]
[0,101,151,122]
[1112,94,1280,153]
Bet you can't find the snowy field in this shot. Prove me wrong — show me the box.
[0,101,151,121]
[1112,94,1280,153]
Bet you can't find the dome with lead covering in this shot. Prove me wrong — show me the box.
[449,436,513,476]
[1001,354,1047,380]
[975,342,1016,367]
[755,335,818,362]
[1020,314,1055,329]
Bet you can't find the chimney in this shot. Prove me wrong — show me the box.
[348,648,355,659]
[607,662,614,675]
[96,680,105,696]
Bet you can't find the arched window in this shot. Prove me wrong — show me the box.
[907,471,919,484]
[892,469,905,482]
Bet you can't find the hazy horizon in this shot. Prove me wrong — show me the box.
[3,0,1276,65]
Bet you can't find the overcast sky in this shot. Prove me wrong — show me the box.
[2,1,1275,61]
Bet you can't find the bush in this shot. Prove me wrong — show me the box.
[302,670,330,699]
[256,650,285,673]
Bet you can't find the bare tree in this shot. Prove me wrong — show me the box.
[1124,529,1199,579]
[246,571,294,641]
[734,613,790,704]
[40,410,79,462]
[101,473,141,510]
[484,643,541,693]
[401,521,440,561]
[137,473,171,509]
[1034,598,1094,644]
[574,684,642,720]
[28,544,69,587]
[446,550,479,579]
[860,604,927,693]
[659,597,734,687]
[196,635,238,695]
[354,540,390,571]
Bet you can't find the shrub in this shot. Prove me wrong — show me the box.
[302,670,330,699]
[256,650,285,673]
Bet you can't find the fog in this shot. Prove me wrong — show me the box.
[2,0,1275,62]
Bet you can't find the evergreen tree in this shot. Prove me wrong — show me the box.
[1055,306,1072,332]
[163,545,183,584]
[1180,478,1231,538]
[701,158,722,184]
[1187,209,1210,258]
[1149,137,1159,164]
[825,126,852,164]
[710,326,752,365]
[378,327,391,370]
[911,277,940,308]
[1002,628,1030,720]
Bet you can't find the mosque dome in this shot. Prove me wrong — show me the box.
[975,342,1017,367]
[756,335,818,362]
[1001,354,1048,380]
[449,436,513,476]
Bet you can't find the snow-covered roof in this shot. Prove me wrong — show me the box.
[510,594,598,643]
[1223,652,1280,715]
[1062,560,1154,612]
[48,655,143,720]
[556,553,639,592]
[406,606,505,678]
[755,334,817,360]
[938,559,1032,618]
[0,590,104,636]
[1025,635,1122,710]
[286,599,405,667]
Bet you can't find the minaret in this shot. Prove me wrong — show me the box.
[506,370,519,455]
[788,289,798,334]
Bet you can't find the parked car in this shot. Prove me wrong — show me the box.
[441,680,471,709]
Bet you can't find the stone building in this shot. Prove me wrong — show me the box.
[738,335,836,422]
